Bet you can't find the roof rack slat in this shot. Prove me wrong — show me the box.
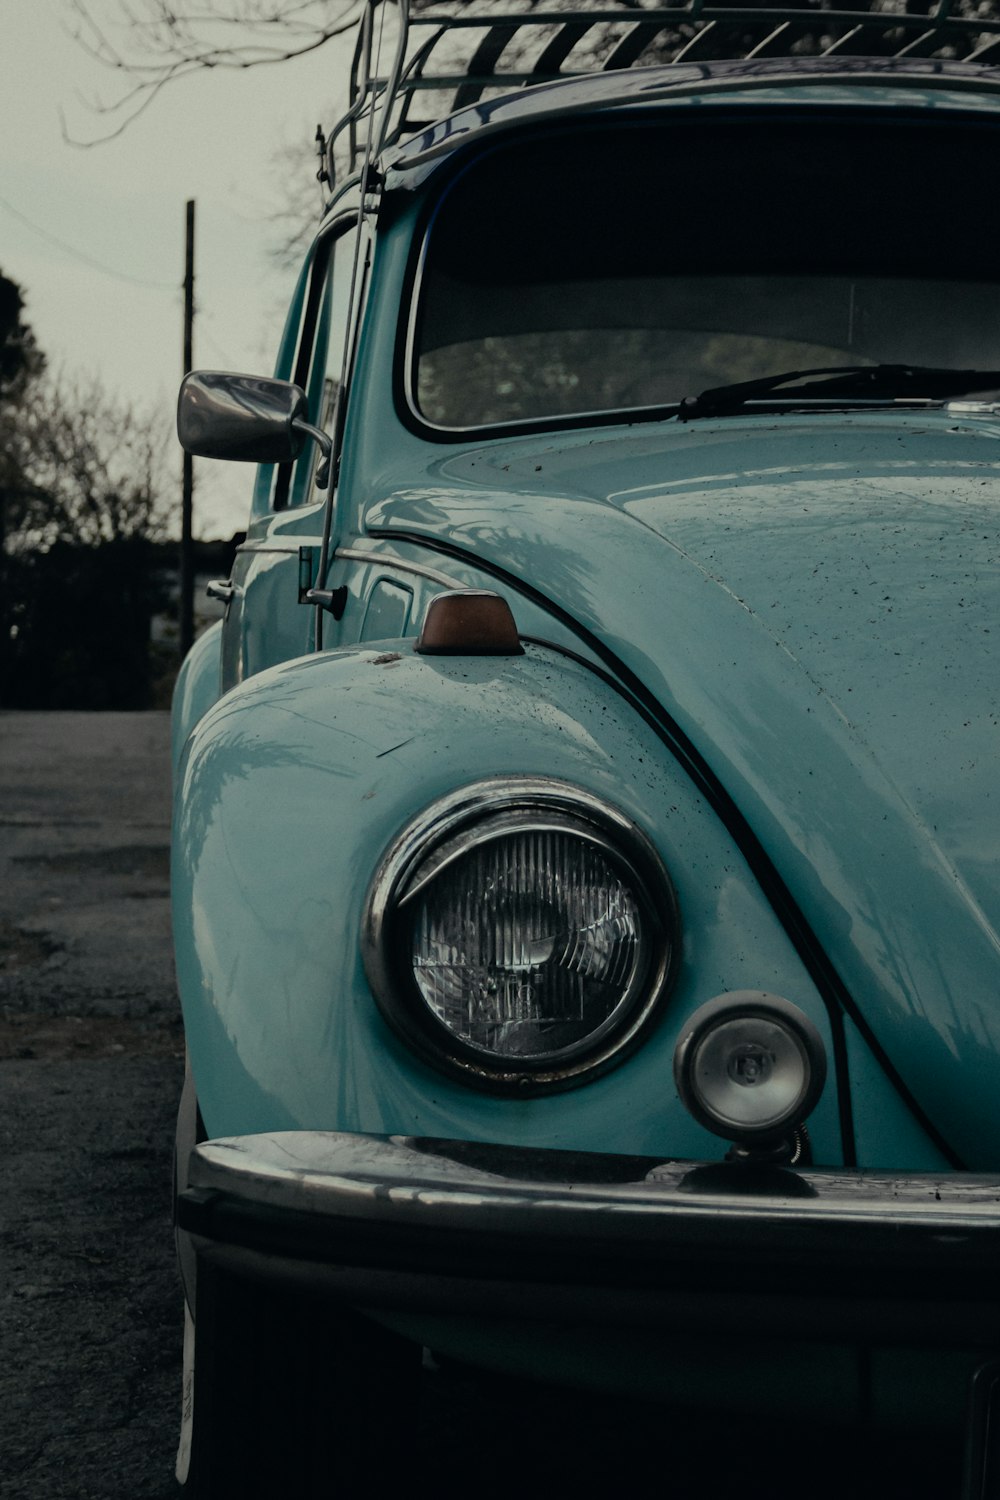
[745,22,794,59]
[670,20,721,61]
[325,0,1000,188]
[453,22,526,109]
[603,22,673,70]
[820,24,870,56]
[967,34,1000,62]
[533,19,600,74]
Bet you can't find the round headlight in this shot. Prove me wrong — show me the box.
[364,780,679,1092]
[673,992,827,1145]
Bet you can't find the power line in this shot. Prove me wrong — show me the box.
[0,194,177,291]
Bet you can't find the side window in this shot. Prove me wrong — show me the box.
[250,252,313,517]
[279,219,366,511]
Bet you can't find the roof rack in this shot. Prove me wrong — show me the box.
[325,0,1000,183]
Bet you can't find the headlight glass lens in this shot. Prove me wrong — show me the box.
[365,780,679,1088]
[409,828,647,1061]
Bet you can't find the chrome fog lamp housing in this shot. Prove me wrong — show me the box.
[673,992,827,1146]
[363,779,679,1093]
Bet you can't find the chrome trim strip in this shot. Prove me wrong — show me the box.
[334,544,462,590]
[236,545,305,556]
[403,223,431,430]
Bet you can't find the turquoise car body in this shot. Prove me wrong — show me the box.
[172,42,1000,1476]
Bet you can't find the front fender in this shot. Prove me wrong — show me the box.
[173,640,850,1161]
[170,620,223,781]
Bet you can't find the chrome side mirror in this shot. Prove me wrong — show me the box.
[177,371,334,487]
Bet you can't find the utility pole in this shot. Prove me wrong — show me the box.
[180,198,195,659]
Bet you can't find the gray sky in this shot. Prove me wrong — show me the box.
[3,1,353,536]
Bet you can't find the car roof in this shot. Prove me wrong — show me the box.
[323,2,1000,190]
[381,54,1000,182]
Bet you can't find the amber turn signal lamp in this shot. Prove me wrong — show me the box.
[415,590,523,656]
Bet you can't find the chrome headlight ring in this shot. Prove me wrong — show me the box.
[362,778,680,1094]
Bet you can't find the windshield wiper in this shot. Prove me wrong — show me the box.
[678,364,1000,421]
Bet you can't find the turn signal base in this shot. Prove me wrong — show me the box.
[415,590,523,656]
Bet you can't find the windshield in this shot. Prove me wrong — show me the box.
[411,114,1000,431]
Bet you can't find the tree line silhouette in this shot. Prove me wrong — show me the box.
[0,270,236,709]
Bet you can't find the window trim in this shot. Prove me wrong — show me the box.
[273,210,364,511]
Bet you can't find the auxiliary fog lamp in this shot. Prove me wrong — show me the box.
[673,991,827,1160]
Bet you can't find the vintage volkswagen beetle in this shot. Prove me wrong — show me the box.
[172,2,1000,1493]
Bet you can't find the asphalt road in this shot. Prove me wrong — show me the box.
[1,712,182,1500]
[0,711,967,1499]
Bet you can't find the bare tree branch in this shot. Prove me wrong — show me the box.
[5,371,173,553]
[60,0,366,141]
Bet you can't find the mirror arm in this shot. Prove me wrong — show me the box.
[292,418,333,489]
[305,586,348,620]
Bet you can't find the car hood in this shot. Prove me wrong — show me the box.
[367,411,1000,1164]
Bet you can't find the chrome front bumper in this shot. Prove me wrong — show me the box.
[177,1131,1000,1347]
